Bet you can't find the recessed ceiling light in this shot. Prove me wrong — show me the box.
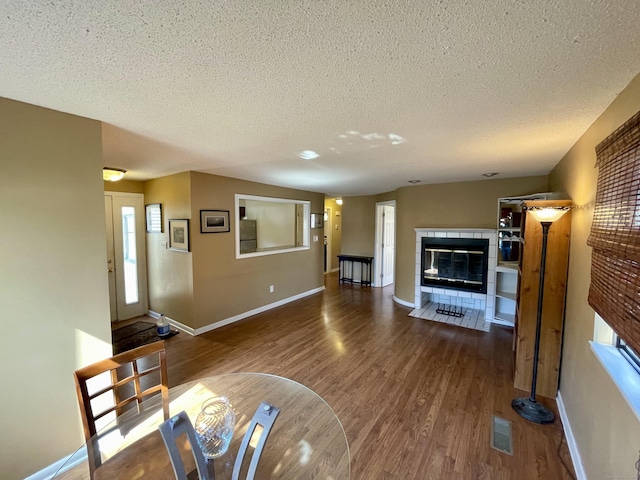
[482,172,499,177]
[408,180,421,184]
[298,150,319,160]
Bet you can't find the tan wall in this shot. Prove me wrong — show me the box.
[549,73,640,478]
[341,195,378,256]
[0,98,112,479]
[391,176,549,303]
[340,191,397,256]
[103,179,144,193]
[245,200,296,248]
[189,172,325,329]
[144,173,194,326]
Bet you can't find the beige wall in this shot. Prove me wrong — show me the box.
[341,195,379,256]
[549,73,640,478]
[245,200,296,248]
[189,172,325,329]
[0,98,112,479]
[144,173,194,326]
[344,176,548,303]
[340,191,397,257]
[144,172,325,330]
[103,179,144,193]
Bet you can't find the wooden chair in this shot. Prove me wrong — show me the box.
[73,340,170,477]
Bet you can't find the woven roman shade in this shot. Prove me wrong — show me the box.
[588,110,640,354]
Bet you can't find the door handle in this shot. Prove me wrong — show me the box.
[108,267,114,273]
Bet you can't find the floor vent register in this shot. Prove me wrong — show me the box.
[491,415,513,455]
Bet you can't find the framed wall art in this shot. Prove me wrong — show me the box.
[200,210,230,233]
[311,213,324,228]
[145,203,163,233]
[169,219,190,252]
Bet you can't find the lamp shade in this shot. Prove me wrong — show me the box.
[103,167,126,182]
[527,206,570,223]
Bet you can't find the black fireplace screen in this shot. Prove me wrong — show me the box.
[421,237,489,293]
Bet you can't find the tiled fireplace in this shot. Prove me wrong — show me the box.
[413,228,497,328]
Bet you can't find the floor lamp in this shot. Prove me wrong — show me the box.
[512,205,570,424]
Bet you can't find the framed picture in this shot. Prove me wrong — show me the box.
[145,203,163,233]
[169,219,190,252]
[200,210,230,233]
[311,213,324,228]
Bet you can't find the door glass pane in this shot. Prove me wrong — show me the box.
[121,206,139,304]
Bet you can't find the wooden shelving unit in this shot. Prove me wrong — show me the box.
[512,199,572,399]
[493,194,552,327]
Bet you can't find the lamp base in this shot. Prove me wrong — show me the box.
[511,397,554,424]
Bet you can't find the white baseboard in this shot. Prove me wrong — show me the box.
[25,449,87,480]
[392,295,415,308]
[149,286,326,336]
[556,390,587,480]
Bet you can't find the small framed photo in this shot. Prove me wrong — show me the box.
[311,213,324,228]
[200,210,230,233]
[169,219,190,252]
[145,203,163,233]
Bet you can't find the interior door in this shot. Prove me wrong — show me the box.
[105,193,148,321]
[381,204,395,287]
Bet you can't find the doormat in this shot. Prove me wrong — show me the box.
[112,321,179,354]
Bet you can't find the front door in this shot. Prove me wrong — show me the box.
[105,193,148,321]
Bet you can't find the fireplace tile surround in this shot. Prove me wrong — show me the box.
[414,228,497,324]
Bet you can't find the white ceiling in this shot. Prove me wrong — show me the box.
[1,1,639,196]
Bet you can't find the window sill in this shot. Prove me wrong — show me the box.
[589,341,640,421]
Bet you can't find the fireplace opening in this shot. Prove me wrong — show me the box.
[421,237,489,293]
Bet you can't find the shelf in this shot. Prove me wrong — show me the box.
[494,312,515,324]
[496,262,519,272]
[498,227,521,232]
[492,317,515,327]
[496,290,517,301]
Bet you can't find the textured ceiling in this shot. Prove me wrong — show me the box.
[1,1,639,196]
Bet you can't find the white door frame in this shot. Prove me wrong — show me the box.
[374,200,396,287]
[324,207,333,273]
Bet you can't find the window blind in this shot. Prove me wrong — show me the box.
[588,110,640,354]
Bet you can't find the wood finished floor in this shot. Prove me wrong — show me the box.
[158,273,575,480]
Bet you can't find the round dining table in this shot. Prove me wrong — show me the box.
[53,373,350,479]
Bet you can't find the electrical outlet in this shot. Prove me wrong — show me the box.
[269,285,274,293]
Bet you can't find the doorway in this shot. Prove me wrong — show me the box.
[374,201,396,287]
[105,192,148,322]
[324,207,332,273]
